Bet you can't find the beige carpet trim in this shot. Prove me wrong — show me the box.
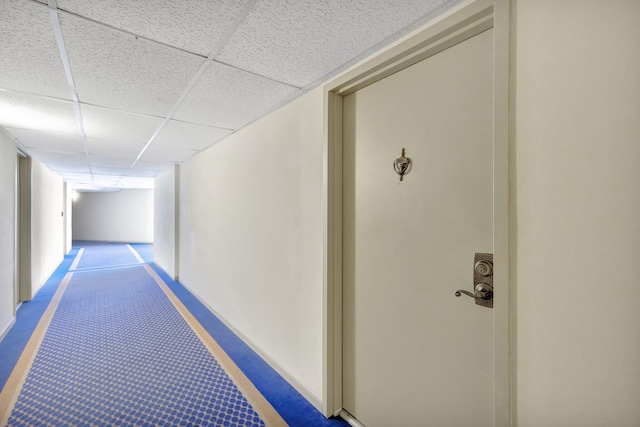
[126,244,145,264]
[0,272,74,425]
[143,265,288,427]
[69,247,84,270]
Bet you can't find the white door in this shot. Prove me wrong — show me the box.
[342,28,495,426]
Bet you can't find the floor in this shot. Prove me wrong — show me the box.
[0,242,348,427]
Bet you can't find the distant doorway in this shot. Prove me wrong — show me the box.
[17,155,32,302]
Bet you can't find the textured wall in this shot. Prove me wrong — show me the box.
[30,160,65,296]
[0,130,16,338]
[154,167,177,279]
[514,1,640,425]
[65,184,72,253]
[178,87,324,407]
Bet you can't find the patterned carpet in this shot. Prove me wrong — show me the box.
[0,243,288,426]
[71,243,144,271]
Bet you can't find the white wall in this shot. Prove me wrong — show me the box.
[179,87,324,405]
[154,167,177,279]
[514,1,640,425]
[65,184,72,253]
[30,160,65,297]
[0,130,16,339]
[72,189,154,243]
[0,136,67,338]
[169,1,640,421]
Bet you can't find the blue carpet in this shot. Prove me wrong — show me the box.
[0,249,78,391]
[7,266,265,426]
[72,243,142,270]
[1,243,348,427]
[149,266,348,427]
[130,243,154,264]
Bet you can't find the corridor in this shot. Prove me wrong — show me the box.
[0,242,346,427]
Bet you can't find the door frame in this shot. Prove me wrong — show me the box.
[322,0,511,424]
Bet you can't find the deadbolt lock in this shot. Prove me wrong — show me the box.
[474,259,493,277]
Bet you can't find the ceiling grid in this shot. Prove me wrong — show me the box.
[123,0,261,178]
[46,0,94,182]
[0,0,461,190]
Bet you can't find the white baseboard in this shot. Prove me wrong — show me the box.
[0,317,16,343]
[174,277,323,411]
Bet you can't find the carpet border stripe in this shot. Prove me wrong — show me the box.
[143,264,287,427]
[0,272,73,425]
[69,248,84,271]
[127,244,146,264]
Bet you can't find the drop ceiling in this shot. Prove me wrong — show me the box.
[0,0,460,190]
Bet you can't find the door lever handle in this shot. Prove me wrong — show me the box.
[455,289,476,298]
[455,283,493,300]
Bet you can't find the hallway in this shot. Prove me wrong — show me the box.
[0,242,346,427]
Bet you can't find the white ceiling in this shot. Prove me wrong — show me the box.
[0,0,460,190]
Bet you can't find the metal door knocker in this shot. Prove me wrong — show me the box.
[393,148,411,181]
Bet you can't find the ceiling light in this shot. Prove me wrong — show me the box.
[0,101,78,135]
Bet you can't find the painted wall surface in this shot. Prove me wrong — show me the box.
[72,189,154,243]
[0,130,16,338]
[154,167,176,279]
[179,87,324,405]
[514,1,640,425]
[30,160,65,297]
[65,184,72,254]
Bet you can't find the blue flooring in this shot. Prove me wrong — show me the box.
[150,265,347,427]
[129,243,153,264]
[0,243,348,427]
[8,266,264,427]
[0,249,78,390]
[72,243,142,270]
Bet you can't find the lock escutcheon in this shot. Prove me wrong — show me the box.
[455,253,494,308]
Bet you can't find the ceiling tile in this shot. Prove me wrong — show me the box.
[47,164,92,176]
[56,0,247,56]
[125,169,157,178]
[81,104,164,144]
[174,61,299,129]
[89,155,134,168]
[28,149,87,164]
[134,160,175,173]
[141,145,197,163]
[86,137,145,159]
[216,0,451,87]
[90,166,130,176]
[90,175,124,185]
[117,176,155,189]
[60,14,204,116]
[0,91,78,135]
[0,0,71,99]
[1,0,461,191]
[68,182,98,190]
[5,127,85,153]
[73,184,118,191]
[154,120,232,151]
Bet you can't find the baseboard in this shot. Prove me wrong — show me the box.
[0,317,16,343]
[166,274,323,411]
